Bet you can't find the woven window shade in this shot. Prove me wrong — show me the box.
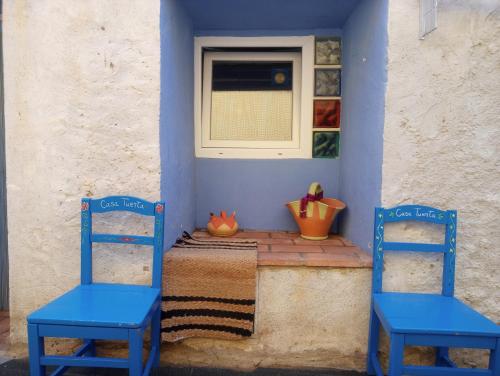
[210,91,292,141]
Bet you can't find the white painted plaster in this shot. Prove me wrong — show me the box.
[162,267,372,371]
[381,0,500,368]
[2,0,499,373]
[3,0,161,343]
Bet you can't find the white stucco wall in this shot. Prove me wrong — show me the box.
[3,0,161,342]
[2,0,499,372]
[382,0,500,368]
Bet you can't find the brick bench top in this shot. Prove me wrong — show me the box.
[193,230,373,268]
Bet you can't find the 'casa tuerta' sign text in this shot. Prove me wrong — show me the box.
[386,205,446,222]
[99,198,145,210]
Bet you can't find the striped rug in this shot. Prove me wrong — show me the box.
[161,232,257,342]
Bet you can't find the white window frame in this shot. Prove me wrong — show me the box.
[202,51,301,150]
[194,36,314,159]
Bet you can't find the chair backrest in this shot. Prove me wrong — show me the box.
[80,196,165,288]
[372,205,457,297]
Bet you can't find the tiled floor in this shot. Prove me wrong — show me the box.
[193,230,372,268]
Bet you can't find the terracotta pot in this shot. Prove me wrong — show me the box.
[286,182,345,240]
[207,211,239,237]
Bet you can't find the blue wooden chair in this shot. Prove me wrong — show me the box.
[27,196,165,376]
[367,205,500,376]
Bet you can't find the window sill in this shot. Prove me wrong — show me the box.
[193,230,372,268]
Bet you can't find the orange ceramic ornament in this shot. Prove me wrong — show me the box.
[207,211,239,237]
[286,182,345,240]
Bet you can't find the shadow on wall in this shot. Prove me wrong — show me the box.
[338,0,388,252]
[160,0,196,247]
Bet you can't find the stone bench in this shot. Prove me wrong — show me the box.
[162,230,373,372]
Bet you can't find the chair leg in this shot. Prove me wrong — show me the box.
[366,309,381,375]
[84,339,96,357]
[435,346,450,366]
[388,333,404,376]
[151,308,161,367]
[27,323,45,376]
[129,328,144,376]
[490,338,500,376]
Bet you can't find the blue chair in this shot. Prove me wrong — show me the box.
[367,205,500,376]
[27,196,165,376]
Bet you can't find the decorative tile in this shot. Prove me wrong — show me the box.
[313,99,341,128]
[314,69,341,97]
[312,131,340,159]
[315,37,341,65]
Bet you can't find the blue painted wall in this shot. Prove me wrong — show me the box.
[338,0,388,251]
[196,159,341,231]
[160,0,388,241]
[194,29,341,37]
[193,28,342,232]
[183,0,360,31]
[160,0,196,247]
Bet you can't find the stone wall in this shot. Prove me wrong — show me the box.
[3,0,161,342]
[162,267,372,371]
[381,0,500,368]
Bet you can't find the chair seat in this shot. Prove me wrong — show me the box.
[374,292,500,337]
[28,283,160,328]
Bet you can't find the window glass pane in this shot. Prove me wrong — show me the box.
[210,61,293,142]
[211,91,292,141]
[212,62,292,91]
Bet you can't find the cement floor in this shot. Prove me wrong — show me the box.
[0,310,367,375]
[0,359,366,376]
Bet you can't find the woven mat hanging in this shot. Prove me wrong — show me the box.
[161,232,257,342]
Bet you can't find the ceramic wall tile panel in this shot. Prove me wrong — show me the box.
[315,37,341,65]
[315,69,341,97]
[312,131,340,158]
[313,99,341,128]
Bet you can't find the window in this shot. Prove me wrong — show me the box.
[195,37,314,159]
[203,51,300,148]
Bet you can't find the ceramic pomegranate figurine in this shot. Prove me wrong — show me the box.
[207,211,239,237]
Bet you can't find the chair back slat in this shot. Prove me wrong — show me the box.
[382,242,445,253]
[91,234,155,246]
[152,204,165,289]
[80,196,165,288]
[382,205,448,224]
[372,205,457,296]
[81,199,92,285]
[89,196,155,216]
[442,210,457,296]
